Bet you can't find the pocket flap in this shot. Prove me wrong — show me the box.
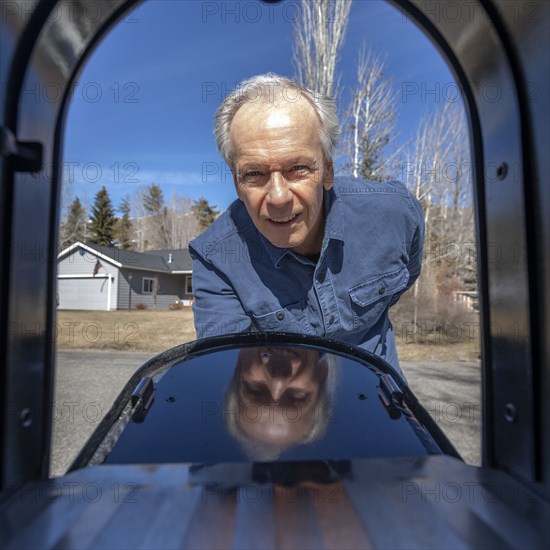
[349,267,410,307]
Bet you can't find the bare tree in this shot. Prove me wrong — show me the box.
[405,101,471,250]
[130,187,200,251]
[293,0,352,95]
[164,192,201,249]
[402,101,475,337]
[340,46,403,181]
[130,186,149,252]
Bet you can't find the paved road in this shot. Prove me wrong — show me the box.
[403,361,481,466]
[51,350,154,476]
[51,350,481,476]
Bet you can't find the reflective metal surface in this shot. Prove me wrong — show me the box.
[0,0,548,533]
[2,456,548,549]
[0,0,140,488]
[67,340,452,467]
[1,0,549,546]
[493,0,550,497]
[391,0,549,492]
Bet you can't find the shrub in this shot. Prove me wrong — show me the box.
[135,302,148,310]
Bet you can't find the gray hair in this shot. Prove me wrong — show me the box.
[223,351,340,462]
[214,73,340,169]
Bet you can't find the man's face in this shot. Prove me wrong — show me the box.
[235,347,328,448]
[229,95,333,256]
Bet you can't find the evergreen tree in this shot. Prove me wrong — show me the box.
[143,184,164,216]
[89,186,116,246]
[115,195,133,250]
[359,133,391,183]
[142,184,169,249]
[59,197,87,249]
[192,197,219,230]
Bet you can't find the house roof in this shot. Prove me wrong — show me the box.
[142,249,193,272]
[58,242,193,273]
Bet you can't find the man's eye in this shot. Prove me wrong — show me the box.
[291,165,308,172]
[241,171,263,184]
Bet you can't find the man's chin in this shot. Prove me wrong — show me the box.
[266,236,303,250]
[260,228,300,250]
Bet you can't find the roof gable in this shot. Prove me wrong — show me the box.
[57,242,193,272]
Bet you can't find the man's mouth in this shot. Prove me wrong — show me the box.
[268,213,299,224]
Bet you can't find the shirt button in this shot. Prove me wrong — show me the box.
[379,286,386,295]
[328,316,335,325]
[276,311,285,321]
[317,273,325,284]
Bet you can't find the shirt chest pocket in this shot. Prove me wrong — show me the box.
[250,300,308,334]
[348,267,410,330]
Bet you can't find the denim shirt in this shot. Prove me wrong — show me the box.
[189,177,424,374]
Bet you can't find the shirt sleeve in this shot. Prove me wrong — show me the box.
[405,193,425,289]
[390,192,425,306]
[190,251,252,339]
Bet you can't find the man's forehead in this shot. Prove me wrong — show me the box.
[232,93,319,128]
[264,109,293,129]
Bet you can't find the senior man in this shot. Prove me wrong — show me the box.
[189,74,424,374]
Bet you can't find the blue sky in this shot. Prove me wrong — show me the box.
[63,0,459,215]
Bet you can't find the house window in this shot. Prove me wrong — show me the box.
[185,275,192,294]
[143,277,155,294]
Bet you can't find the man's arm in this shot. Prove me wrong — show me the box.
[406,194,425,288]
[390,194,425,306]
[191,253,252,339]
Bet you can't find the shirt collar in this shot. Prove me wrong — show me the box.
[259,184,345,268]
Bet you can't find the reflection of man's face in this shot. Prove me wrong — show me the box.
[234,347,328,451]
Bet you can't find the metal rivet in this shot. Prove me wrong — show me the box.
[504,403,517,423]
[358,394,367,400]
[378,287,386,295]
[20,408,32,428]
[496,162,508,180]
[276,311,285,321]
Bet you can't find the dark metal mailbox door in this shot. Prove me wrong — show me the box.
[74,335,458,467]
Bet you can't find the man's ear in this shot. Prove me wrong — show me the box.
[323,161,334,191]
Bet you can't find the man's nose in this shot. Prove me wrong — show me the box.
[266,172,292,207]
[268,379,287,402]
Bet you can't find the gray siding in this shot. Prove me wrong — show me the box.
[58,248,118,277]
[58,248,118,310]
[58,246,192,311]
[118,270,192,310]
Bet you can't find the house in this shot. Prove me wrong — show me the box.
[57,241,193,310]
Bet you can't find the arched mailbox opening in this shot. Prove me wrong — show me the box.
[1,0,548,504]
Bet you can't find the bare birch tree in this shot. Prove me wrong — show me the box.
[293,0,352,95]
[340,46,402,181]
[401,100,475,337]
[405,101,471,253]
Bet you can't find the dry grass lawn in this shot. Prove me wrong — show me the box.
[56,309,196,353]
[396,341,479,362]
[56,310,480,361]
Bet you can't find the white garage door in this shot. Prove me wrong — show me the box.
[57,277,110,310]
